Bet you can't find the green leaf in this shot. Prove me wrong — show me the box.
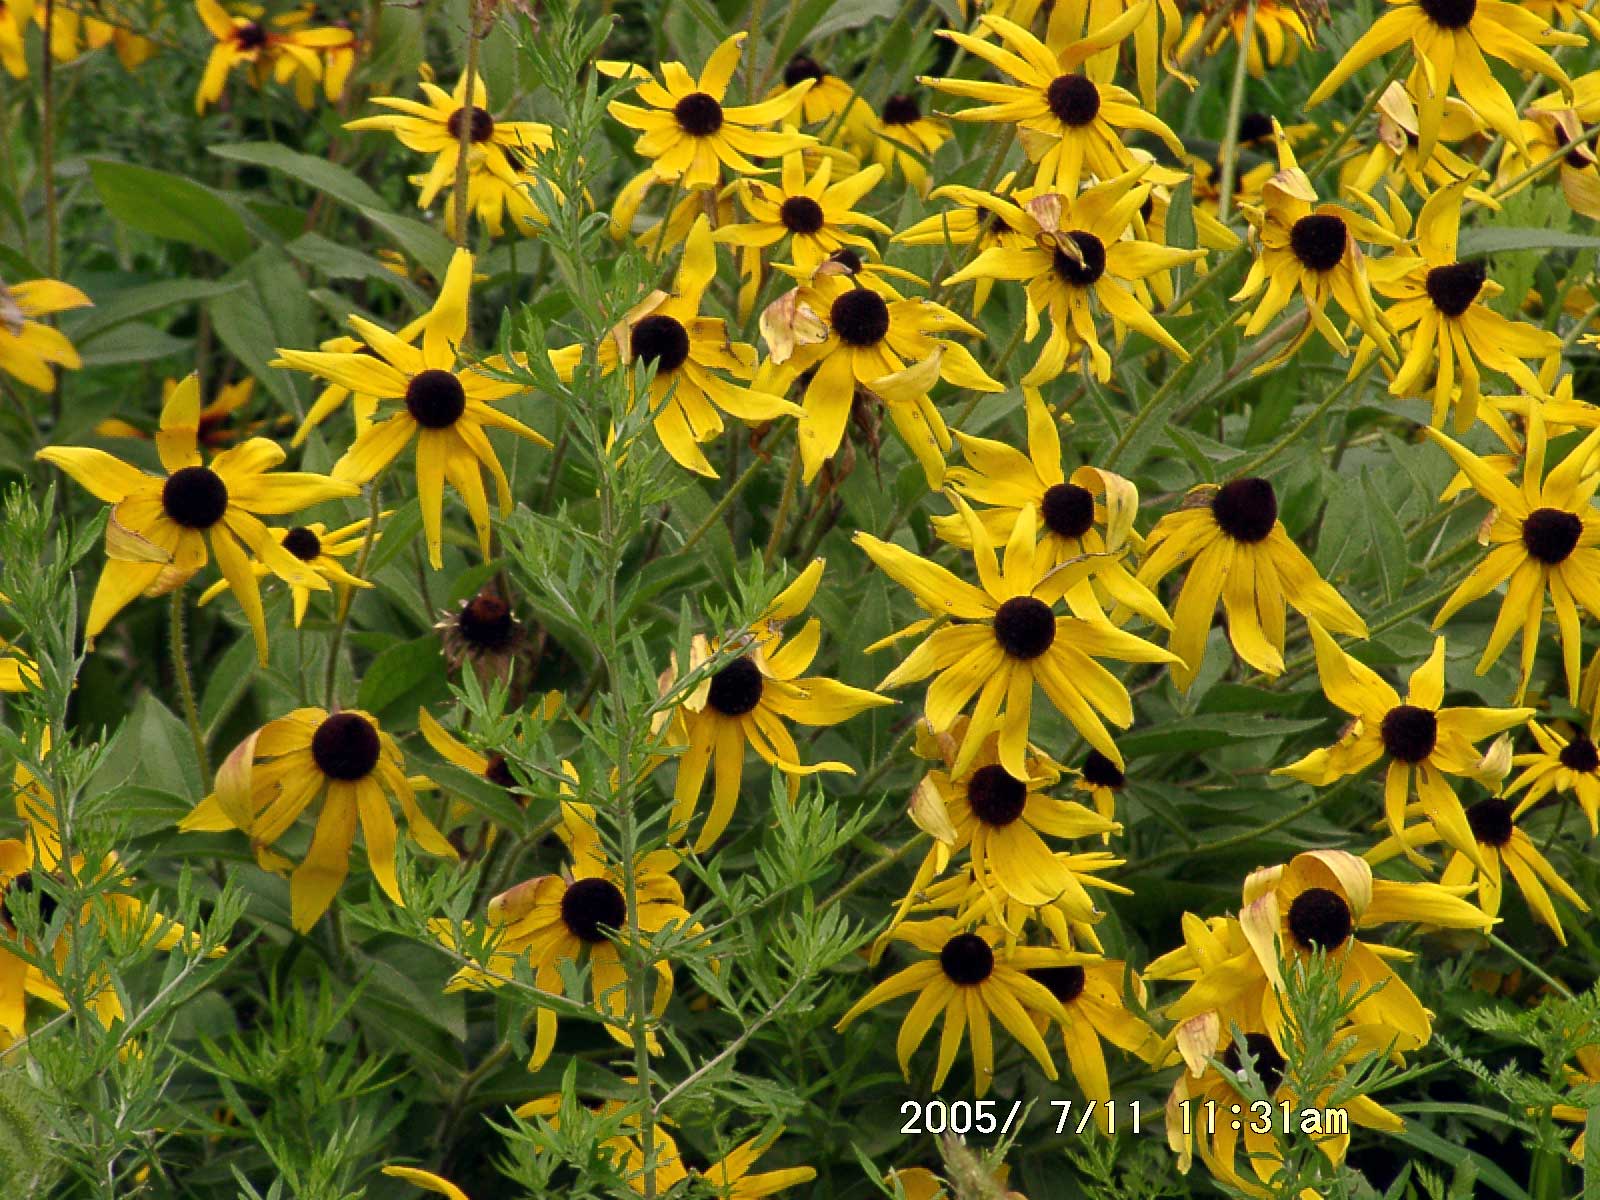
[67,279,243,344]
[356,635,445,720]
[200,634,259,741]
[285,233,429,307]
[77,322,189,367]
[88,159,252,261]
[358,207,455,280]
[1360,467,1408,604]
[209,142,392,214]
[1389,1124,1530,1200]
[1457,227,1600,257]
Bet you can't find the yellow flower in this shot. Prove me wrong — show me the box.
[1552,1044,1600,1160]
[1497,73,1600,217]
[894,172,1039,315]
[1507,720,1600,834]
[36,374,358,663]
[1342,83,1493,206]
[933,389,1169,630]
[1425,404,1600,700]
[193,0,354,115]
[0,274,90,391]
[924,9,1185,192]
[438,803,698,1070]
[550,215,799,478]
[273,3,357,106]
[761,265,1000,483]
[1358,181,1560,430]
[1234,129,1400,370]
[274,248,551,568]
[1277,623,1531,863]
[179,706,457,931]
[1028,958,1161,1129]
[852,92,952,196]
[1368,792,1589,944]
[96,377,279,448]
[940,171,1204,385]
[346,71,553,210]
[606,32,814,190]
[1238,850,1494,1046]
[714,150,890,272]
[858,498,1179,780]
[0,635,36,693]
[842,916,1091,1095]
[1137,477,1368,690]
[773,53,870,128]
[1306,0,1582,158]
[661,559,891,851]
[195,515,376,627]
[36,0,158,71]
[1,0,32,78]
[1178,0,1312,76]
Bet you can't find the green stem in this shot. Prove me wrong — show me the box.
[1216,2,1256,227]
[762,446,802,568]
[169,590,212,788]
[323,482,384,709]
[1233,362,1373,478]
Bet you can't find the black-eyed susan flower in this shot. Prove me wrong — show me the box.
[1426,405,1600,700]
[1552,1045,1600,1160]
[1027,958,1161,1129]
[195,515,375,627]
[433,159,560,239]
[836,917,1084,1096]
[193,0,353,114]
[1166,1022,1405,1197]
[1368,792,1589,943]
[1136,477,1368,690]
[1177,0,1312,75]
[435,586,531,692]
[1074,750,1127,828]
[509,1090,691,1196]
[933,389,1170,630]
[1359,182,1561,430]
[179,707,457,932]
[274,3,356,106]
[551,215,799,478]
[1234,130,1400,369]
[36,374,358,663]
[714,151,890,273]
[761,265,1000,483]
[1146,912,1274,1070]
[274,248,551,568]
[1507,720,1600,833]
[1276,623,1531,864]
[902,721,1118,912]
[924,10,1185,192]
[95,377,281,448]
[894,173,1037,315]
[1238,849,1494,1046]
[853,92,952,196]
[1342,83,1493,206]
[417,707,521,797]
[0,274,90,391]
[281,322,428,450]
[1306,0,1582,158]
[0,0,30,78]
[1500,100,1600,219]
[660,559,891,852]
[775,54,868,128]
[439,804,698,1070]
[859,499,1179,780]
[39,0,158,72]
[940,171,1204,385]
[346,71,553,212]
[606,33,814,191]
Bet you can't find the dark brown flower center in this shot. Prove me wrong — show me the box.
[1286,886,1353,951]
[310,711,382,781]
[674,91,724,136]
[1418,0,1477,29]
[1239,111,1274,143]
[561,877,627,943]
[827,248,863,273]
[405,369,466,429]
[630,314,692,373]
[966,764,1028,827]
[1210,477,1277,543]
[234,21,267,50]
[1081,750,1125,789]
[1041,482,1095,539]
[1561,732,1600,773]
[162,466,229,529]
[707,655,763,717]
[881,93,921,126]
[830,288,890,346]
[1221,1032,1287,1094]
[1045,74,1100,126]
[1465,797,1514,847]
[457,594,516,651]
[1424,261,1486,317]
[939,932,995,985]
[780,195,826,235]
[783,55,827,87]
[1380,704,1438,763]
[1522,507,1583,564]
[1052,231,1107,286]
[282,526,322,561]
[1028,964,1086,1004]
[992,596,1056,660]
[483,754,517,790]
[446,105,495,143]
[1289,213,1347,272]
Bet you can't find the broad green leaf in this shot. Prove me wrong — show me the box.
[359,207,456,280]
[68,279,243,343]
[88,159,252,261]
[1458,227,1600,257]
[356,635,446,720]
[209,142,391,214]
